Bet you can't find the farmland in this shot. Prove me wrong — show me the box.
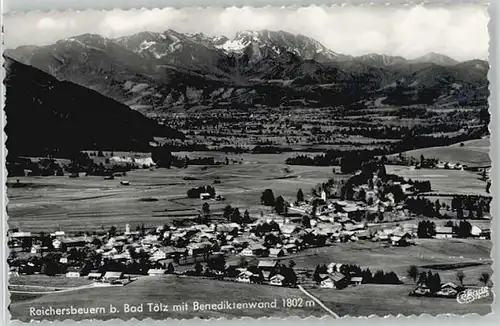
[285,238,492,283]
[9,276,327,321]
[309,283,492,317]
[6,161,337,232]
[385,165,489,196]
[400,137,491,167]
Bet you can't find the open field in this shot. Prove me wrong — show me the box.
[385,165,489,196]
[9,275,94,288]
[400,137,490,167]
[9,276,327,321]
[286,238,492,286]
[7,160,337,232]
[309,283,492,317]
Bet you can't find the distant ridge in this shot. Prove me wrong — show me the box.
[5,29,488,113]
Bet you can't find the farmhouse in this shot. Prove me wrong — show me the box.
[327,263,343,274]
[200,193,212,200]
[283,243,297,254]
[269,274,285,286]
[147,268,166,276]
[436,282,459,297]
[281,224,301,237]
[350,277,363,285]
[258,260,278,272]
[240,248,254,256]
[319,272,348,289]
[435,227,454,239]
[269,248,285,258]
[66,266,83,278]
[87,271,102,280]
[237,271,253,283]
[102,271,123,283]
[52,239,62,249]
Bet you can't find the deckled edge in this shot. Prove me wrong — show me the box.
[2,0,9,324]
[0,0,494,14]
[486,0,497,319]
[1,1,497,325]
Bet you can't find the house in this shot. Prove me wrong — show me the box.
[355,230,370,240]
[52,239,62,249]
[319,272,348,289]
[435,227,454,239]
[30,245,41,254]
[147,269,166,276]
[281,224,301,237]
[241,248,254,256]
[237,271,253,283]
[269,248,285,258]
[87,271,102,280]
[327,263,343,274]
[283,243,297,254]
[220,245,235,253]
[102,271,123,283]
[248,244,268,257]
[258,260,278,272]
[153,248,169,261]
[436,282,459,297]
[269,274,285,286]
[262,271,271,281]
[66,266,83,278]
[471,225,482,237]
[391,236,410,247]
[350,277,363,285]
[200,193,211,200]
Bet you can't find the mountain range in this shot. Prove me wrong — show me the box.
[5,29,489,114]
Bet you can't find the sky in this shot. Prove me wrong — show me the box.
[3,5,490,61]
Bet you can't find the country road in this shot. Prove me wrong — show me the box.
[297,285,340,318]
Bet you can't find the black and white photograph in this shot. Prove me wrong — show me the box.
[3,4,493,321]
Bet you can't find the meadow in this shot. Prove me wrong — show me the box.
[309,283,492,317]
[281,238,492,286]
[7,159,335,232]
[9,276,327,321]
[385,165,489,196]
[401,137,491,167]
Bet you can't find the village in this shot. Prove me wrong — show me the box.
[7,161,492,300]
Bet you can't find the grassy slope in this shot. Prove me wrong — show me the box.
[9,276,326,321]
[400,137,491,167]
[310,283,492,317]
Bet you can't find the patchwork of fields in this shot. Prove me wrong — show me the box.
[7,161,336,232]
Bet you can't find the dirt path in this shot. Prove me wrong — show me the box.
[297,285,339,318]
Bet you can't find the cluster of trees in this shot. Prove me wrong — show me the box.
[284,128,486,168]
[7,157,65,177]
[252,221,281,237]
[417,220,437,238]
[406,197,442,218]
[444,220,473,238]
[407,266,443,293]
[451,195,491,219]
[260,189,288,215]
[312,264,402,285]
[223,205,253,224]
[187,185,216,199]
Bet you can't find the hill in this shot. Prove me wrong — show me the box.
[3,57,184,158]
[400,137,491,167]
[5,29,489,113]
